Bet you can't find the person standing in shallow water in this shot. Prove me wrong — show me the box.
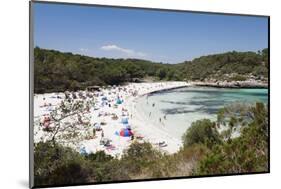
[152,103,155,107]
[101,129,104,138]
[93,128,96,137]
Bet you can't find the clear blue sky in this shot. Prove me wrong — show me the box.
[33,2,268,63]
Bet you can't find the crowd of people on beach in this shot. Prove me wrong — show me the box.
[34,82,188,156]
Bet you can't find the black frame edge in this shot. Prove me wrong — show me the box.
[29,1,35,188]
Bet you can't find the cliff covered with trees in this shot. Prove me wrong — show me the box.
[34,47,268,93]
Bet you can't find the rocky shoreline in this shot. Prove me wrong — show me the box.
[190,80,268,89]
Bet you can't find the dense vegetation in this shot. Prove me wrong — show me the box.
[176,49,268,81]
[34,47,268,93]
[34,102,268,187]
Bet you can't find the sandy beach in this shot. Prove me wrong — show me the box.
[34,82,189,157]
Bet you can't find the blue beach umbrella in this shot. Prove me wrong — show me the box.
[121,117,129,124]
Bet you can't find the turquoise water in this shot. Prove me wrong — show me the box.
[135,87,268,140]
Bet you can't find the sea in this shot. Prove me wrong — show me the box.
[135,87,268,140]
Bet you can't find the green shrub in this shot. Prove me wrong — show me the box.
[34,141,92,186]
[182,119,222,149]
[193,103,268,175]
[121,142,163,175]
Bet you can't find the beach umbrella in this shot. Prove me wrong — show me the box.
[121,117,129,124]
[93,123,101,130]
[119,128,133,137]
[114,131,119,136]
[102,96,107,101]
[116,98,122,104]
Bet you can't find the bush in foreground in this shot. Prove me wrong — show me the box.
[193,103,268,175]
[182,119,222,149]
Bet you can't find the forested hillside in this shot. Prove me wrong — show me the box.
[34,47,268,93]
[176,49,268,81]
